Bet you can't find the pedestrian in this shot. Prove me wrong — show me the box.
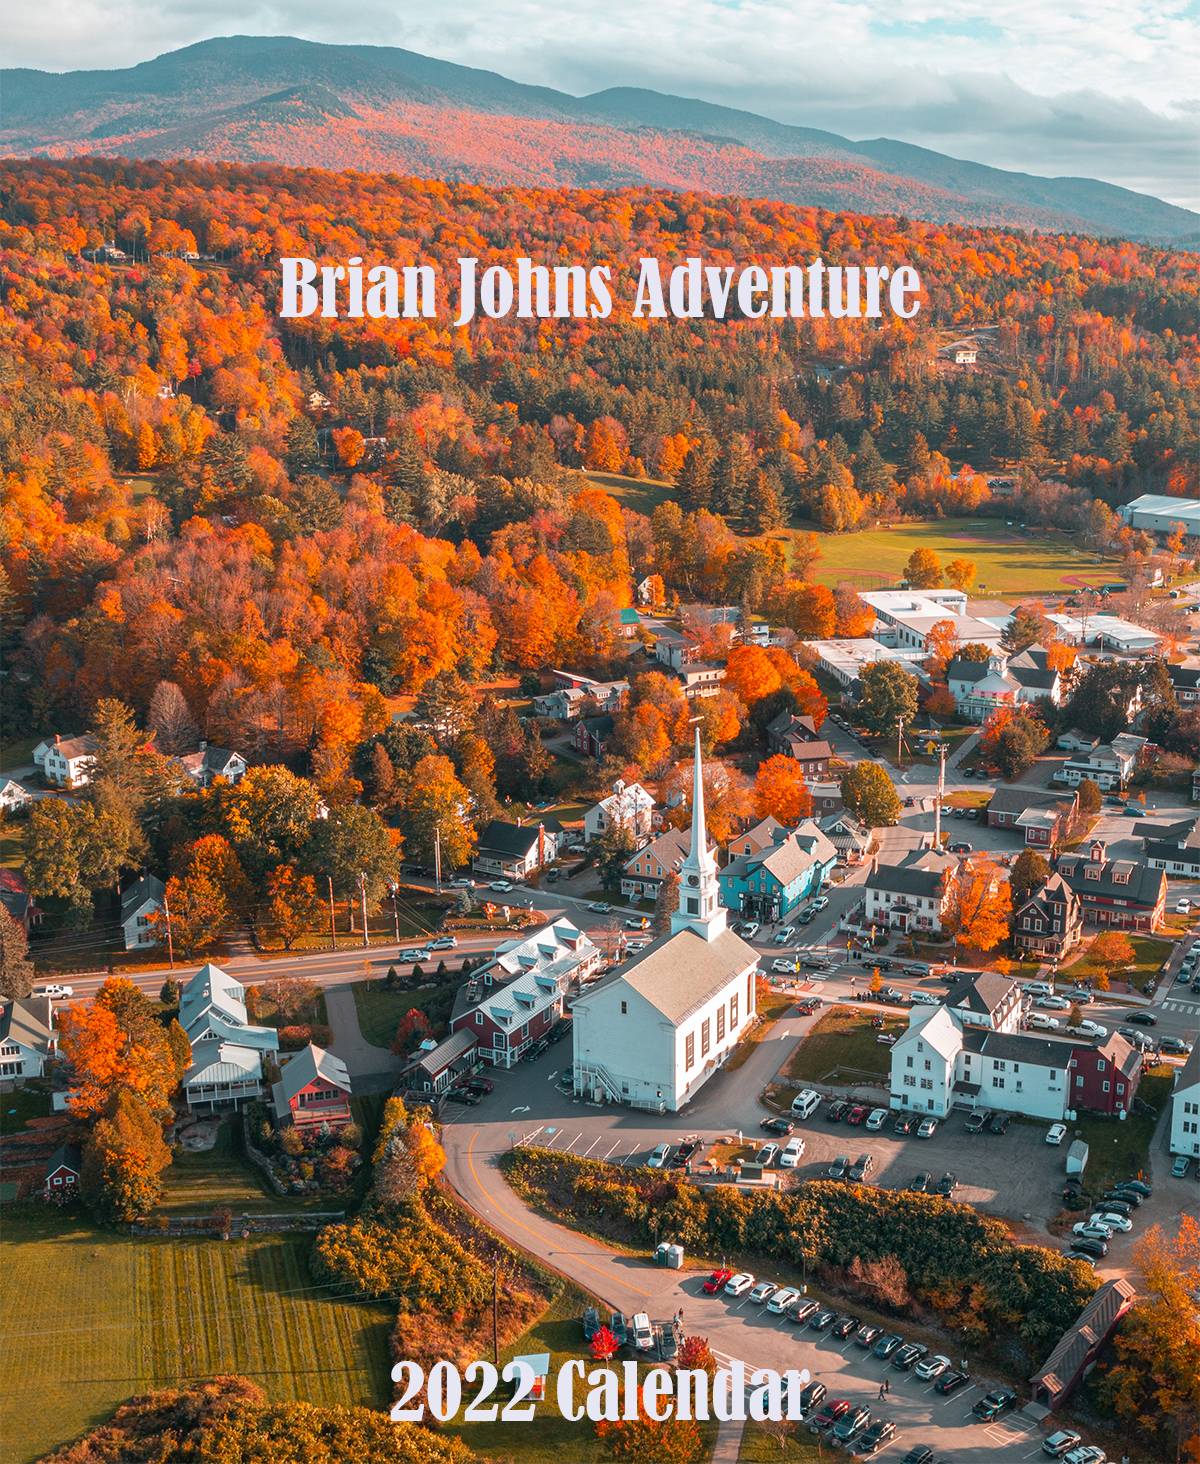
[878,1383,886,1400]
[884,1378,890,1395]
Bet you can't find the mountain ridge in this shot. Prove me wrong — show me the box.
[2,34,1195,243]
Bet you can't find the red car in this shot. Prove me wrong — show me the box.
[703,1268,734,1294]
[809,1399,851,1432]
[845,1104,868,1126]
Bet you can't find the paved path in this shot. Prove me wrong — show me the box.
[710,1418,745,1461]
[324,983,406,1084]
[946,731,981,769]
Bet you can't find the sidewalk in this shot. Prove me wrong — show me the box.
[710,1418,745,1462]
[324,983,406,1084]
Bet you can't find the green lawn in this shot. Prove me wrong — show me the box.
[739,1421,824,1461]
[580,469,672,516]
[352,976,459,1047]
[0,1083,52,1137]
[0,736,39,774]
[1062,936,1173,991]
[802,518,1116,597]
[0,816,25,870]
[157,1115,339,1216]
[1069,1069,1174,1195]
[0,1208,391,1464]
[785,1004,904,1084]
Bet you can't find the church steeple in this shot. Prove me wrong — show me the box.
[672,724,727,941]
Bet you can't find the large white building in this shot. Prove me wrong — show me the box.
[583,780,655,844]
[890,1004,1095,1122]
[1169,1045,1200,1162]
[1118,493,1200,538]
[571,731,758,1112]
[859,589,1003,653]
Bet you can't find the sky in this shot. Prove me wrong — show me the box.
[6,0,1200,209]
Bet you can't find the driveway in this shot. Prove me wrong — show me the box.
[324,984,406,1088]
[443,1114,1085,1464]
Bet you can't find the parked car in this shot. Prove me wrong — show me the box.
[827,1154,851,1179]
[826,1100,850,1122]
[657,1324,679,1363]
[889,1341,930,1364]
[916,1117,939,1139]
[864,1107,890,1131]
[767,1286,801,1314]
[450,876,475,888]
[754,1143,780,1167]
[1159,1036,1192,1056]
[902,1449,935,1464]
[647,1142,671,1168]
[909,990,940,1006]
[1045,1123,1067,1145]
[796,1382,825,1417]
[587,901,611,913]
[796,1381,827,1418]
[787,1298,821,1326]
[1028,1013,1062,1031]
[831,1405,872,1446]
[810,1308,838,1332]
[947,840,973,854]
[461,1076,495,1096]
[796,906,818,925]
[791,1089,822,1119]
[809,1399,851,1433]
[779,1137,806,1168]
[893,1112,916,1134]
[430,934,458,950]
[739,920,761,939]
[988,1112,1011,1135]
[914,1353,951,1380]
[935,1172,958,1197]
[1073,1221,1113,1241]
[855,1419,896,1456]
[848,1153,874,1182]
[1062,1448,1106,1464]
[854,1324,882,1348]
[810,896,830,912]
[965,1110,988,1134]
[582,1306,600,1340]
[672,1137,702,1167]
[703,1268,734,1294]
[831,1314,860,1338]
[771,957,796,974]
[774,926,797,945]
[610,1311,628,1346]
[935,1370,971,1395]
[761,1116,794,1136]
[724,1273,755,1296]
[623,916,649,930]
[972,1388,1017,1421]
[1101,1187,1142,1208]
[872,1332,903,1359]
[1070,1237,1108,1258]
[845,1104,869,1126]
[749,1280,778,1304]
[909,1171,932,1192]
[631,1312,654,1350]
[1120,1179,1152,1197]
[445,1086,481,1105]
[1172,1155,1191,1178]
[489,880,515,893]
[1091,1212,1133,1232]
[1042,1431,1083,1458]
[1073,1019,1108,1039]
[1094,1197,1133,1217]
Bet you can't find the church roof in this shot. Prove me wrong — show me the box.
[576,926,757,1026]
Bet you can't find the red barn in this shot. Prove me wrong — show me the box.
[271,1043,353,1129]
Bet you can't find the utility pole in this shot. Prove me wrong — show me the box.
[162,886,175,969]
[492,1259,500,1365]
[327,875,338,951]
[434,824,443,892]
[389,882,400,942]
[358,871,370,948]
[934,740,947,847]
[896,716,905,770]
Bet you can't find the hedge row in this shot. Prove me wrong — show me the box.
[503,1147,1096,1363]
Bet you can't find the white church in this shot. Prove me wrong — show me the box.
[571,729,760,1111]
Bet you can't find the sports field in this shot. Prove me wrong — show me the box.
[0,1210,391,1464]
[803,518,1115,596]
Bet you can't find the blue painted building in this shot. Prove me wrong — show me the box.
[718,821,838,923]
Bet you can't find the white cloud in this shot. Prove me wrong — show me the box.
[7,0,1200,207]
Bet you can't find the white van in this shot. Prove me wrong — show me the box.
[779,1137,806,1167]
[631,1312,654,1351]
[790,1089,821,1120]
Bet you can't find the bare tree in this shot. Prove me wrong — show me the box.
[147,680,199,755]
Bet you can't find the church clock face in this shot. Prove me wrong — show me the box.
[688,875,699,886]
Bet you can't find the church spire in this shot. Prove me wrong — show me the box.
[672,723,727,941]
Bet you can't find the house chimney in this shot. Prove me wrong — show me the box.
[199,739,207,752]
